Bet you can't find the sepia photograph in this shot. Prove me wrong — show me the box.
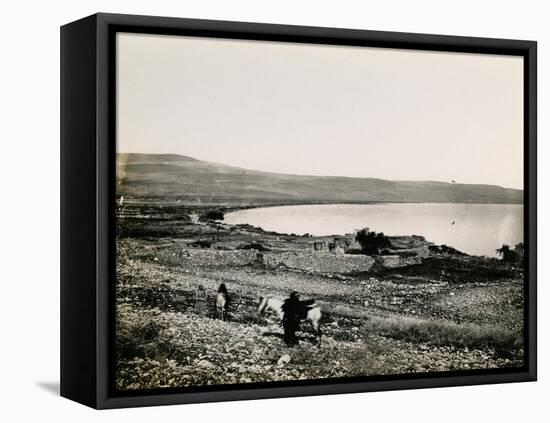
[114,32,525,392]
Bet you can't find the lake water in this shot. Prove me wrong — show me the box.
[224,203,523,257]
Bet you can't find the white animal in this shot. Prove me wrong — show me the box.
[257,296,322,344]
[216,292,227,321]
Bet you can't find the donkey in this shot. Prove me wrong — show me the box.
[257,295,322,345]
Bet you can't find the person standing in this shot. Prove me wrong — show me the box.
[281,291,302,346]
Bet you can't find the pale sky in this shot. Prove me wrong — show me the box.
[117,32,524,189]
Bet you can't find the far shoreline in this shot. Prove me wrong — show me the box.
[220,202,523,258]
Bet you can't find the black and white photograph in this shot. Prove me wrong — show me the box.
[114,32,526,391]
[2,0,547,420]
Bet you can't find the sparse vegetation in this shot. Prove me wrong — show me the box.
[188,239,212,248]
[355,229,391,255]
[201,210,224,241]
[497,242,524,265]
[237,242,271,251]
[366,315,523,359]
[367,256,521,283]
[116,308,166,361]
[201,210,224,222]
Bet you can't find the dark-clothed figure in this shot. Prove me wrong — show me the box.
[217,283,228,296]
[282,291,314,346]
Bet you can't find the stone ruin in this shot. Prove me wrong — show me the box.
[309,233,361,255]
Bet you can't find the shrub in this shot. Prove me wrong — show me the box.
[496,242,524,265]
[116,315,164,361]
[188,239,212,248]
[355,229,391,255]
[200,210,224,222]
[237,242,271,252]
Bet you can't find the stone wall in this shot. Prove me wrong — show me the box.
[386,246,432,258]
[389,235,433,249]
[263,251,375,273]
[163,249,258,268]
[376,254,422,268]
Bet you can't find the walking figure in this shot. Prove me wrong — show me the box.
[282,291,315,346]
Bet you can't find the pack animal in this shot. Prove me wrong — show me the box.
[257,295,322,345]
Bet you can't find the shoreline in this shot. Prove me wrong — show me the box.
[117,199,522,258]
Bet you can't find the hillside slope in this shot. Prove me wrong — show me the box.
[116,153,523,204]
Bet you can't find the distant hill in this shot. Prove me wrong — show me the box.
[116,153,523,204]
[118,153,198,163]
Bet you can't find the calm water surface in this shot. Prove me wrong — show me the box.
[224,203,523,257]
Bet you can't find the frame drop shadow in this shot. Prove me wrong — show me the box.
[36,381,60,396]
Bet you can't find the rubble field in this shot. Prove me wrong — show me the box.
[115,201,524,391]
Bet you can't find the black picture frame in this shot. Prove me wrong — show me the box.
[61,12,537,409]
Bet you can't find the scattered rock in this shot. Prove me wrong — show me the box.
[277,354,291,366]
[196,359,215,369]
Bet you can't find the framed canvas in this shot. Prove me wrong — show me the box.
[60,13,537,409]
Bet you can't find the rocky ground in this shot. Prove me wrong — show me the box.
[115,201,525,391]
